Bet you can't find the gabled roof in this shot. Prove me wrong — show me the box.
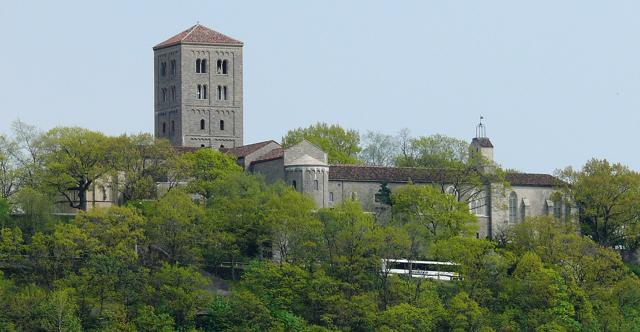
[251,148,284,165]
[329,165,442,183]
[153,24,243,50]
[222,140,279,158]
[329,165,559,187]
[505,172,559,187]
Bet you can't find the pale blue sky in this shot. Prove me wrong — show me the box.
[1,1,639,173]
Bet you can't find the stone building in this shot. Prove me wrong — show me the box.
[152,24,570,239]
[153,24,243,149]
[223,137,568,239]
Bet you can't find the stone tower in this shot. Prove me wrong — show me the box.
[153,24,243,148]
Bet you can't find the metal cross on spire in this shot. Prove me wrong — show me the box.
[476,116,486,138]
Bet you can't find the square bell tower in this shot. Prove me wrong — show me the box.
[153,24,243,148]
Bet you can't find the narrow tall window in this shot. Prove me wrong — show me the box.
[554,200,562,219]
[196,85,202,99]
[171,121,175,133]
[292,180,297,190]
[216,59,222,74]
[200,119,205,130]
[315,180,319,190]
[170,60,176,76]
[217,85,222,100]
[508,192,517,224]
[170,86,176,101]
[223,86,228,100]
[161,88,167,102]
[196,59,201,73]
[162,122,166,134]
[329,192,334,202]
[219,120,225,131]
[160,62,166,77]
[203,85,207,99]
[201,59,207,73]
[222,60,228,74]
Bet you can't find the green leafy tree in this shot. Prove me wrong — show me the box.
[318,201,381,292]
[557,159,640,252]
[148,263,211,329]
[378,303,438,332]
[282,122,361,164]
[392,184,477,258]
[264,183,322,265]
[39,288,82,332]
[114,133,175,203]
[180,147,242,201]
[143,189,204,265]
[39,127,118,210]
[395,134,507,210]
[0,197,9,229]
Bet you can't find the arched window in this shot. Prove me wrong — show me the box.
[223,86,228,100]
[203,85,207,99]
[160,62,167,77]
[222,60,228,74]
[201,59,207,73]
[314,180,319,190]
[162,122,166,134]
[196,59,201,73]
[217,85,222,100]
[161,88,167,102]
[170,86,176,101]
[508,192,517,224]
[200,119,205,130]
[200,144,205,147]
[219,120,225,131]
[220,144,225,149]
[197,85,202,99]
[170,60,176,76]
[216,59,222,74]
[292,180,297,190]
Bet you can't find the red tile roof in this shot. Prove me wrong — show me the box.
[153,24,243,50]
[222,141,279,158]
[505,173,559,187]
[329,165,558,187]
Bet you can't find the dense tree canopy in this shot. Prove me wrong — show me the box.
[0,122,638,330]
[558,159,640,252]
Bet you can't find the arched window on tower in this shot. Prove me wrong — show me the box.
[216,59,222,74]
[202,85,207,99]
[222,60,228,74]
[160,62,166,77]
[200,119,205,130]
[196,59,201,73]
[217,85,222,100]
[170,60,176,76]
[219,120,225,131]
[201,59,207,73]
[196,85,202,99]
[162,122,166,134]
[508,192,517,224]
[315,180,319,190]
[223,86,228,100]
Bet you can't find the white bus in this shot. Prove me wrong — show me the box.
[381,259,461,281]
